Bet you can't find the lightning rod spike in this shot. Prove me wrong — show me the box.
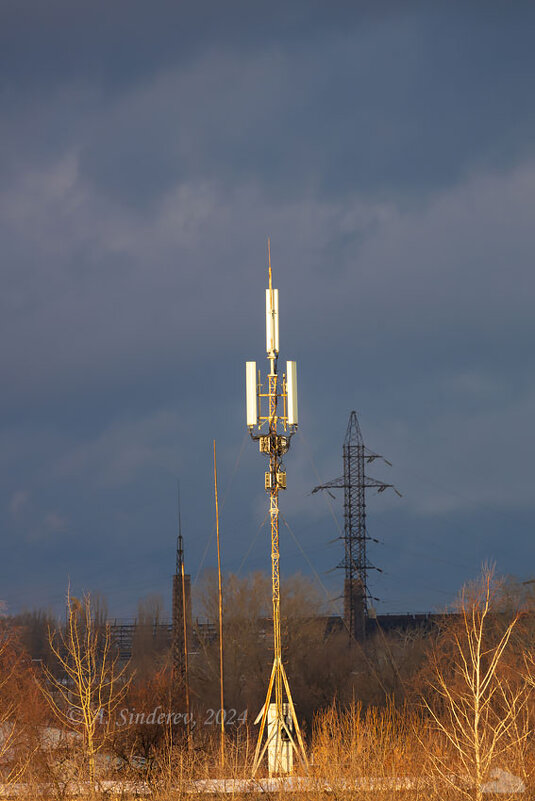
[176,479,184,574]
[268,237,272,291]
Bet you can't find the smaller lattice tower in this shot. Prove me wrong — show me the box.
[172,490,191,683]
[312,411,399,641]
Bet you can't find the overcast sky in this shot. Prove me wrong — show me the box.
[1,1,535,619]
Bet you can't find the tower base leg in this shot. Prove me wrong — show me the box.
[252,659,308,777]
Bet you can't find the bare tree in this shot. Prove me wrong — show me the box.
[39,589,131,789]
[0,621,39,786]
[194,571,359,725]
[131,593,169,680]
[422,567,530,801]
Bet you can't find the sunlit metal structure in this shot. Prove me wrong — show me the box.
[246,242,307,777]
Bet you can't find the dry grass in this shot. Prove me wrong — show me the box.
[4,569,535,799]
[3,703,534,800]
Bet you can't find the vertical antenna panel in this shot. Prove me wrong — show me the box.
[286,361,298,426]
[246,361,258,427]
[265,288,279,355]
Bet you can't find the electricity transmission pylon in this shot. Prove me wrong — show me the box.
[312,411,400,641]
[245,242,307,777]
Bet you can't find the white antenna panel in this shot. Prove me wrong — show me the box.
[265,288,279,355]
[286,361,298,426]
[246,361,258,427]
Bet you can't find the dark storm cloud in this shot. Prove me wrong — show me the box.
[1,2,535,616]
[0,1,405,90]
[3,3,535,203]
[66,7,535,204]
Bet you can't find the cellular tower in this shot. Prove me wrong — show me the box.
[245,242,307,776]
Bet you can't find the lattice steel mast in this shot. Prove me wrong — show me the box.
[312,411,399,641]
[246,242,307,777]
[172,485,190,707]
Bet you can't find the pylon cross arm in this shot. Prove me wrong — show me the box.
[311,477,345,493]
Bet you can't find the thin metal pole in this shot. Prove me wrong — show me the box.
[213,440,225,768]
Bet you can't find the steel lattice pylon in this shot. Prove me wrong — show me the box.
[172,530,185,679]
[313,411,398,641]
[172,488,191,705]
